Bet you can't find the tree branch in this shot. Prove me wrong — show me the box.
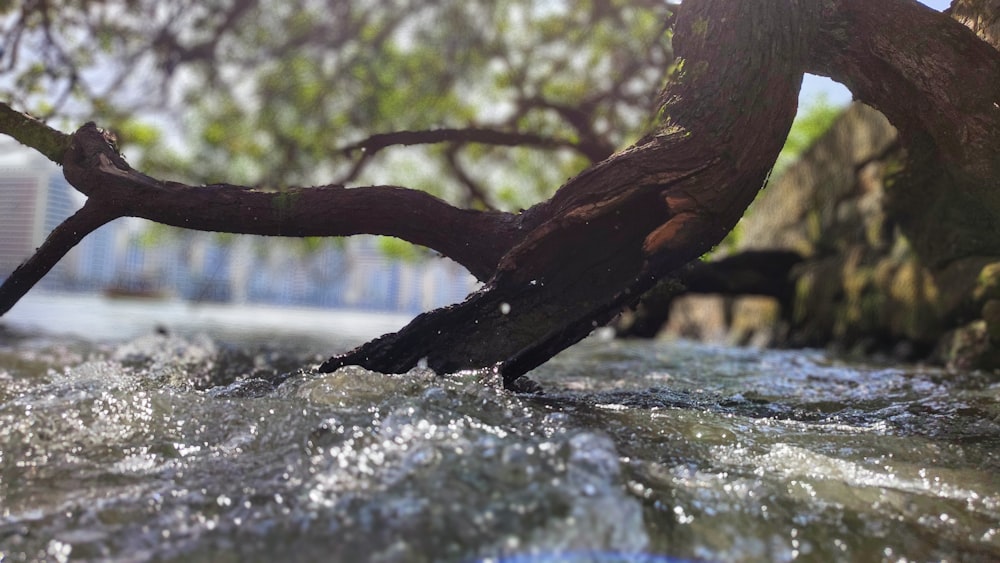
[322,0,812,385]
[338,127,579,158]
[809,0,1000,265]
[0,200,118,315]
[0,102,72,163]
[517,97,617,163]
[59,123,522,281]
[810,0,1000,173]
[444,145,495,210]
[0,120,533,317]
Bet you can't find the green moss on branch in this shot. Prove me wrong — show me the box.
[0,102,72,164]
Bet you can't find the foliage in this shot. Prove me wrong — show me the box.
[774,93,844,172]
[1,0,675,212]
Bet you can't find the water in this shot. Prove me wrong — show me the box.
[1,294,999,562]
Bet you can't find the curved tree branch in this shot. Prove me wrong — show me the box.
[810,0,1000,170]
[809,0,1000,266]
[60,123,523,281]
[324,0,813,386]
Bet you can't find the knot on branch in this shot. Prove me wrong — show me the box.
[71,122,129,167]
[65,122,133,197]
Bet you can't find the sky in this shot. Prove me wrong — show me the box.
[800,0,952,108]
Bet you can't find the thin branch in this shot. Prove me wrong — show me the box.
[517,97,617,162]
[338,127,579,158]
[445,145,495,210]
[0,200,119,315]
[335,152,372,184]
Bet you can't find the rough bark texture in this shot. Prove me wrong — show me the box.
[810,0,1000,268]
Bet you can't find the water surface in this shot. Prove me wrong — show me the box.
[1,294,998,562]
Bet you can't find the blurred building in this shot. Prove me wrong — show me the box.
[0,145,477,313]
[0,154,79,288]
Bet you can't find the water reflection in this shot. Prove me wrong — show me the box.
[0,296,998,561]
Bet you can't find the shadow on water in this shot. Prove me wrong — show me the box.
[1,302,999,562]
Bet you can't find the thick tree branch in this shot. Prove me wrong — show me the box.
[60,123,522,281]
[324,0,812,385]
[811,0,1000,170]
[0,201,118,315]
[809,0,1000,265]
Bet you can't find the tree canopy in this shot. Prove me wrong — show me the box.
[2,0,674,208]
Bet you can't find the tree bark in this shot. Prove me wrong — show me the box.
[808,0,1000,267]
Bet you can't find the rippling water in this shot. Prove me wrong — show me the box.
[1,294,999,562]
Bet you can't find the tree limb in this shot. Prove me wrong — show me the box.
[338,127,580,158]
[0,120,530,316]
[444,145,495,210]
[0,102,71,164]
[59,123,524,281]
[809,0,1000,266]
[517,96,616,163]
[0,200,118,315]
[323,0,813,386]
